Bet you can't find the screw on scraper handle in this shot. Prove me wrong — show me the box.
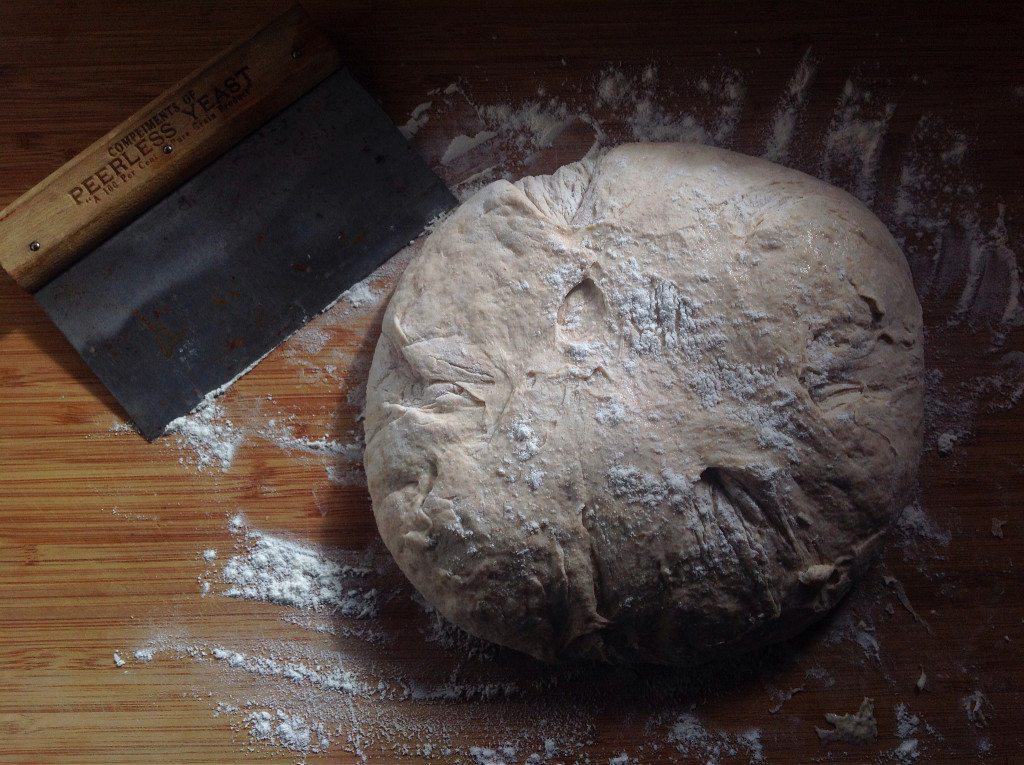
[0,4,340,292]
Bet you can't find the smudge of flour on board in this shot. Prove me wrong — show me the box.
[165,398,245,472]
[891,702,942,764]
[441,129,499,165]
[892,115,1024,456]
[816,697,878,744]
[399,101,433,139]
[664,711,764,764]
[221,519,375,615]
[962,689,991,727]
[821,80,895,204]
[420,65,748,201]
[256,416,366,488]
[257,419,363,461]
[762,48,817,163]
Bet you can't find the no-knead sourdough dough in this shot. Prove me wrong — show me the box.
[364,143,923,665]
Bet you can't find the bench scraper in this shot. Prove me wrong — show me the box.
[0,5,455,440]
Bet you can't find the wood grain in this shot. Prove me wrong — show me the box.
[1,2,1023,763]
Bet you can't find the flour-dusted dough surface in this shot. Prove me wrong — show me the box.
[363,143,923,665]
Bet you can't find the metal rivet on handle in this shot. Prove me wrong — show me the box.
[29,241,41,252]
[163,144,174,154]
[291,48,303,59]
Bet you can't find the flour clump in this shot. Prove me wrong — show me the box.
[364,142,923,664]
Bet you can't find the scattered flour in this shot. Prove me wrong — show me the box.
[736,729,764,764]
[821,80,895,203]
[935,431,958,456]
[342,278,382,310]
[165,398,244,472]
[595,401,626,426]
[894,737,921,764]
[825,611,883,663]
[763,48,816,163]
[668,712,735,762]
[468,745,515,765]
[893,702,926,764]
[896,502,952,552]
[507,418,541,461]
[210,646,361,694]
[222,525,375,616]
[257,419,363,461]
[962,690,990,727]
[479,101,572,151]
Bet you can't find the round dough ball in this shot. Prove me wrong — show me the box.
[363,143,923,665]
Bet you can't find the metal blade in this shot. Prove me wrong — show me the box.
[35,69,456,440]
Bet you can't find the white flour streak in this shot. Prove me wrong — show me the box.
[165,398,244,472]
[211,646,361,694]
[709,69,746,143]
[950,204,1023,330]
[325,464,369,487]
[257,419,365,486]
[893,703,927,764]
[117,56,1024,764]
[597,68,632,106]
[222,526,375,616]
[821,80,895,203]
[442,130,498,164]
[897,501,951,552]
[628,98,707,144]
[763,48,817,162]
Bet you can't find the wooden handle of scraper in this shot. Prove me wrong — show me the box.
[0,5,339,292]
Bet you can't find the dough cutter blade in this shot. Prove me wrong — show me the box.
[31,68,455,439]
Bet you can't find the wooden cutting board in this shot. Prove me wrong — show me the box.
[1,2,1022,763]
